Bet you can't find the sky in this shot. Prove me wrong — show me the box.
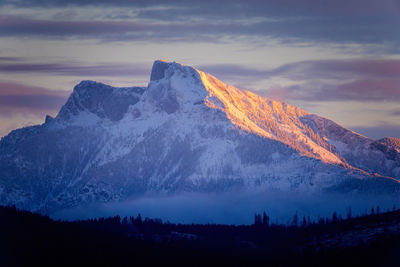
[0,0,400,139]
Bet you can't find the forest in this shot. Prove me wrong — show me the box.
[1,204,400,266]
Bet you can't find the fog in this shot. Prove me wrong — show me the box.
[52,190,400,225]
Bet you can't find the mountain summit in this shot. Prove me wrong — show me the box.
[1,60,399,213]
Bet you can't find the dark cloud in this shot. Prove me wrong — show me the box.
[274,79,400,102]
[265,59,400,81]
[3,0,399,17]
[0,15,149,38]
[0,56,25,62]
[0,59,150,77]
[0,0,399,48]
[0,15,228,43]
[263,59,400,102]
[0,82,69,115]
[391,110,400,116]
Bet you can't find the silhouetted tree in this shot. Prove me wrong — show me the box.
[292,211,298,227]
[347,207,352,220]
[318,216,325,225]
[254,213,262,225]
[302,216,307,227]
[135,213,143,228]
[332,212,338,223]
[262,212,270,227]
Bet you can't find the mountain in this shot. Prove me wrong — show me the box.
[1,60,399,213]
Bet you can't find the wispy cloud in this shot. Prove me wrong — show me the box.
[0,56,25,61]
[2,58,399,104]
[0,58,150,77]
[271,79,400,102]
[0,82,69,115]
[0,0,399,49]
[351,123,400,140]
[0,82,70,137]
[197,64,267,81]
[0,15,231,43]
[3,0,399,17]
[264,59,400,81]
[196,59,400,103]
[391,110,400,116]
[263,59,400,102]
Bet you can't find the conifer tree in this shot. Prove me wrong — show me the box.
[262,212,270,227]
[292,211,298,227]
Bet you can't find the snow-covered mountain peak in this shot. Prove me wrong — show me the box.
[150,60,176,81]
[150,60,198,81]
[143,60,343,164]
[56,80,145,122]
[51,60,398,168]
[1,59,399,213]
[144,60,207,113]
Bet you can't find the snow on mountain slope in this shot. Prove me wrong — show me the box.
[0,60,399,213]
[300,115,400,178]
[198,70,343,165]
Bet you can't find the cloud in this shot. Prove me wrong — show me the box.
[0,112,45,137]
[0,95,67,112]
[280,79,400,102]
[264,59,400,81]
[3,58,399,104]
[351,123,400,139]
[202,59,400,85]
[263,59,400,102]
[3,0,399,17]
[0,56,25,62]
[0,0,399,48]
[0,82,70,137]
[391,110,400,116]
[195,60,400,103]
[0,82,69,115]
[0,14,149,39]
[196,64,267,83]
[0,58,150,77]
[0,15,228,43]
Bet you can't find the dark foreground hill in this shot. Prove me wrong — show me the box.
[2,205,400,266]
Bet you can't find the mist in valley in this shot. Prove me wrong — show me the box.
[53,190,400,225]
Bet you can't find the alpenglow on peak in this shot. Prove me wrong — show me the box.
[0,59,399,213]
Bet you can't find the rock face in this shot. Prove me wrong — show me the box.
[1,60,400,213]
